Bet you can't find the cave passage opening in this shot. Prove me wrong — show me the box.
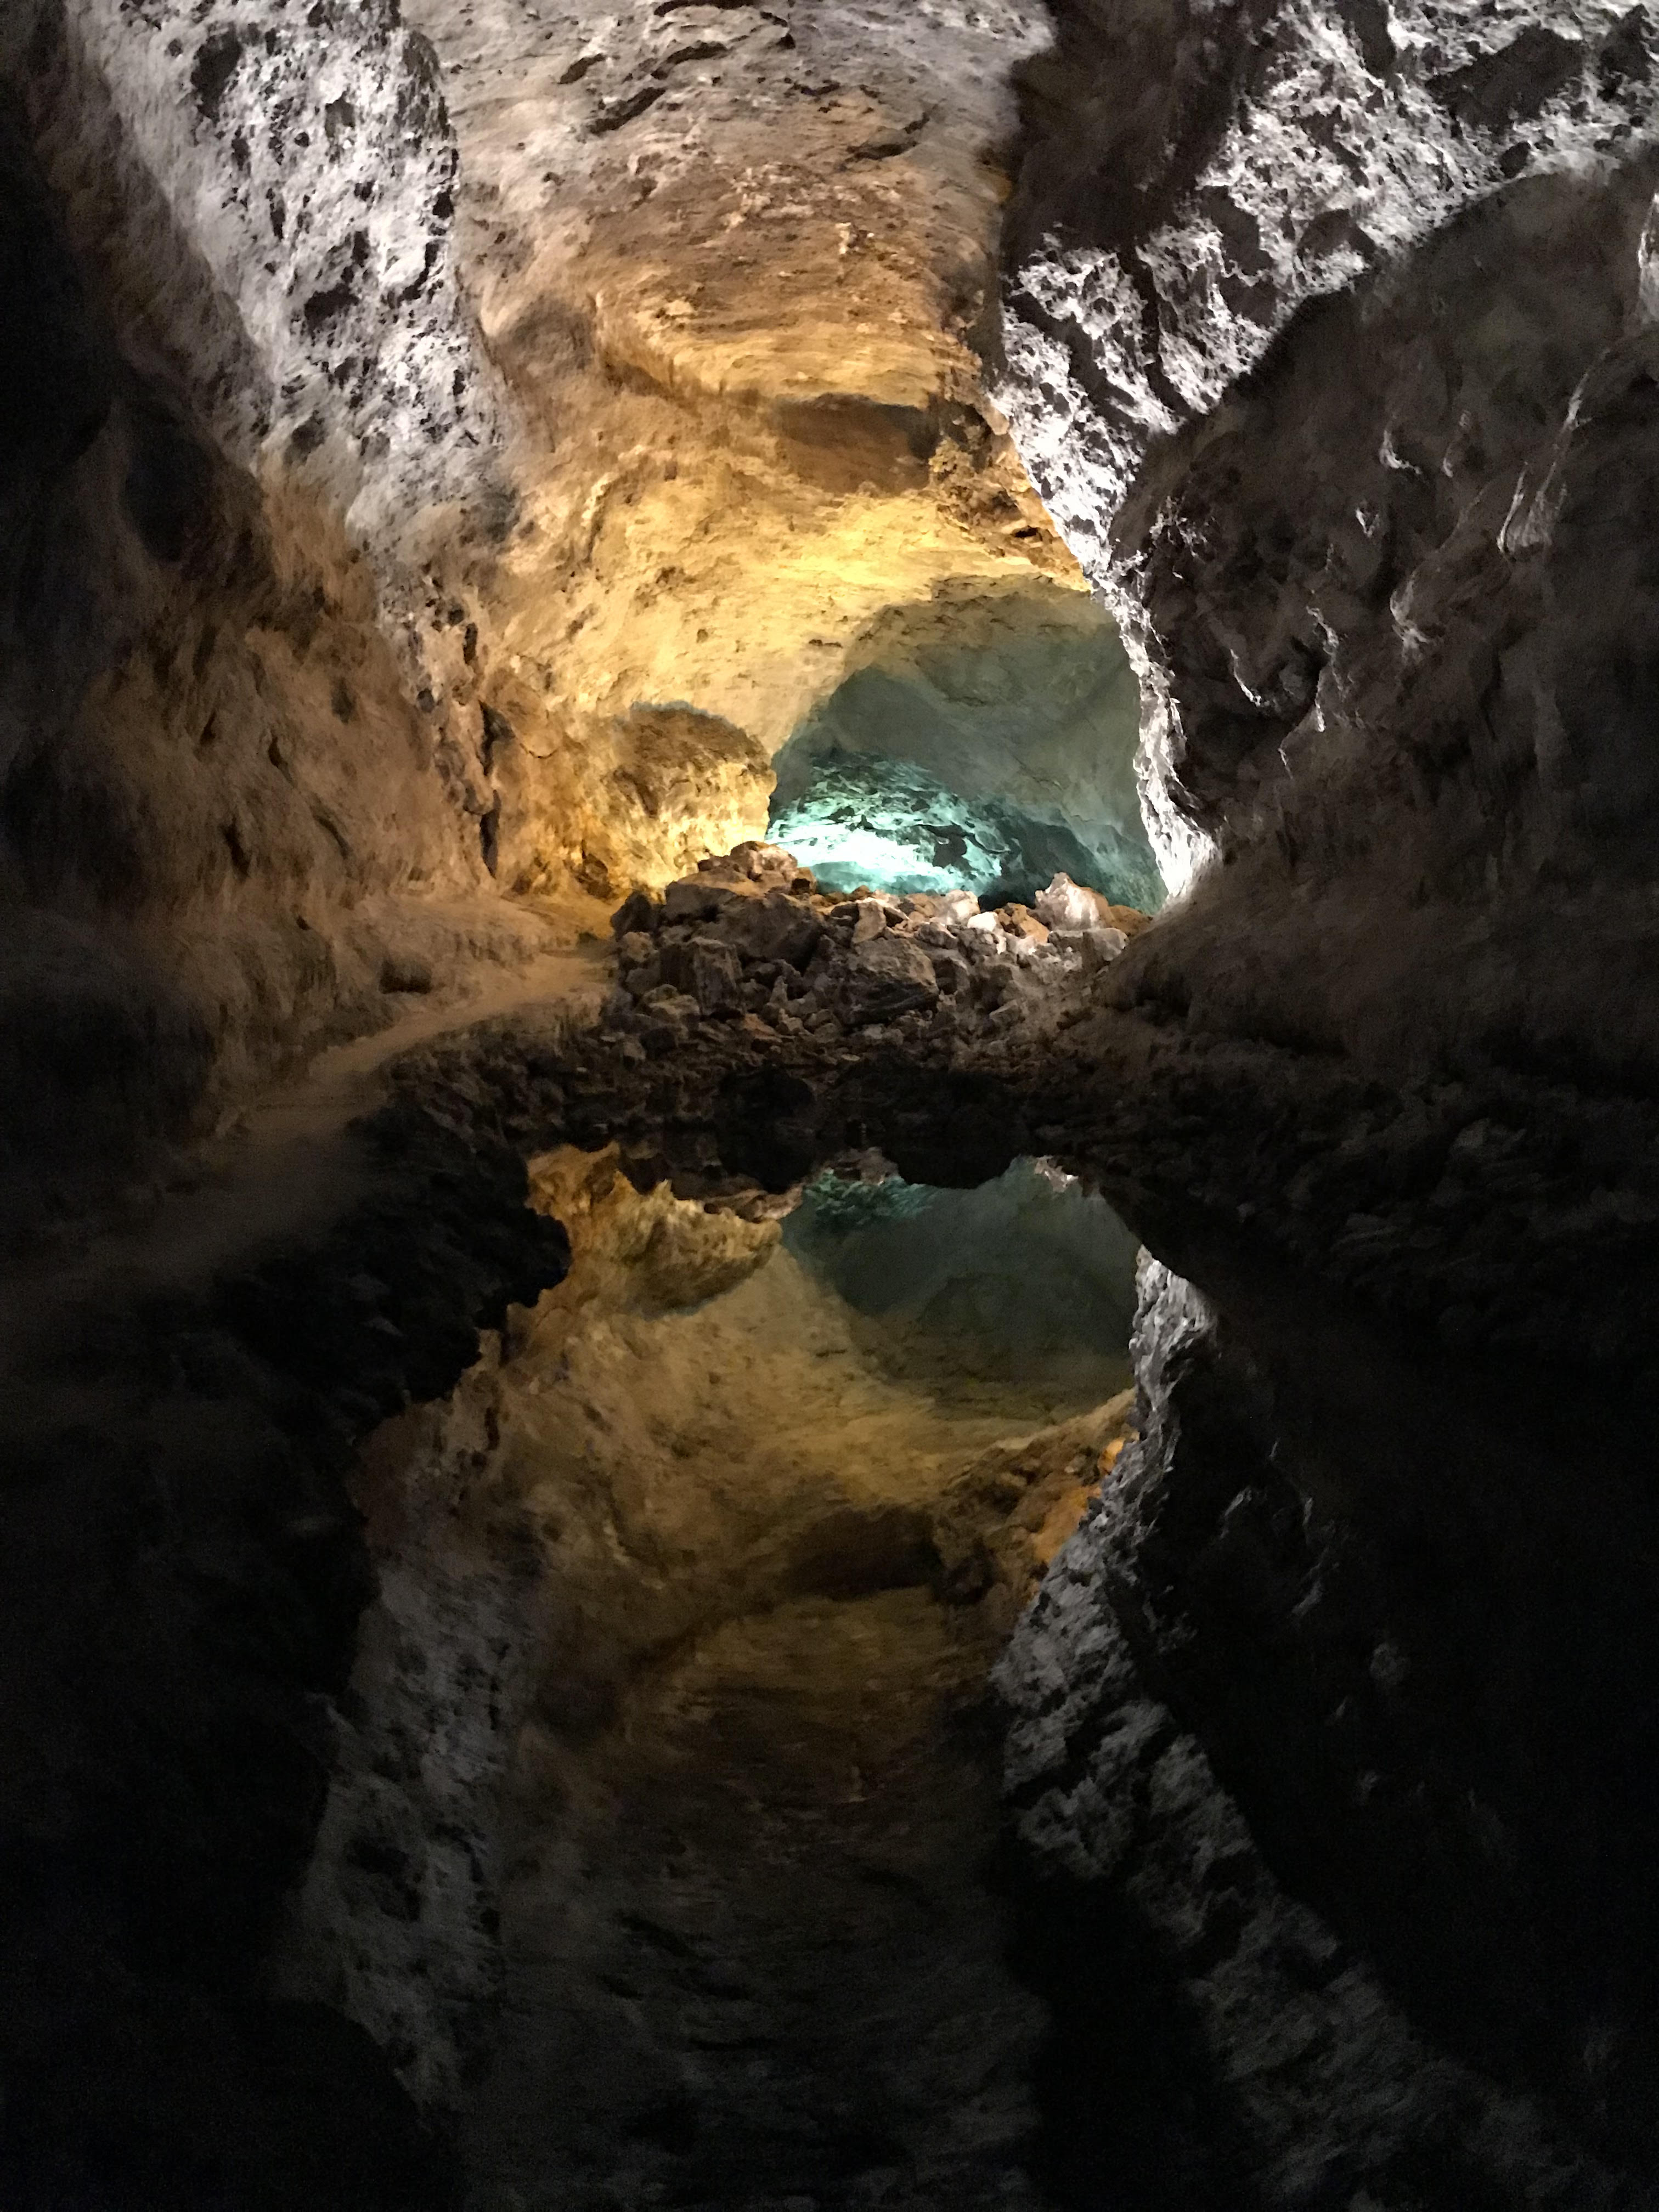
[766,582,1165,913]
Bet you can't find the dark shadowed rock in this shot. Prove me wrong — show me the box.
[830,933,941,1026]
[659,931,743,1014]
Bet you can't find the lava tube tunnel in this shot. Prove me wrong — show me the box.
[3,5,1659,2212]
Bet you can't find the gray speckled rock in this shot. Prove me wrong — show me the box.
[998,1255,1646,2210]
[4,0,505,551]
[998,0,1659,1156]
[1000,0,1657,588]
[1000,1,1659,890]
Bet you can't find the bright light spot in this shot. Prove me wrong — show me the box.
[769,746,1165,909]
[769,819,978,896]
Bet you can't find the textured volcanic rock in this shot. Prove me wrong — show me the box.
[5,0,1659,2203]
[998,1,1659,1098]
[434,0,1102,896]
[0,0,1113,1210]
[3,0,500,541]
[0,72,555,1224]
[978,57,1659,2192]
[1000,0,1658,583]
[0,1016,583,2208]
[1000,1249,1659,2207]
[975,44,1659,2192]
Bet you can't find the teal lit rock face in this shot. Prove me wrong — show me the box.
[768,584,1165,910]
[782,1159,1139,1404]
[769,748,1157,906]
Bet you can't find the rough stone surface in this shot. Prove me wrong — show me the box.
[7,0,1659,2203]
[0,65,557,1226]
[768,580,1160,909]
[250,916,1659,2205]
[0,997,584,2209]
[1000,1245,1659,2206]
[0,0,1102,1213]
[3,0,503,545]
[1000,0,1659,1099]
[354,0,1102,894]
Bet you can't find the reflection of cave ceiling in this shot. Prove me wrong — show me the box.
[783,1159,1139,1393]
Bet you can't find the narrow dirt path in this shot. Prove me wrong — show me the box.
[1,944,607,1387]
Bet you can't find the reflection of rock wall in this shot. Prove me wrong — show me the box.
[276,1143,1128,2188]
[1002,1246,1659,2202]
[783,1158,1138,1397]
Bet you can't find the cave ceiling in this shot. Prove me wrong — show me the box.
[7,0,1099,906]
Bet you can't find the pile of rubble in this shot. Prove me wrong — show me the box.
[600,842,1151,1059]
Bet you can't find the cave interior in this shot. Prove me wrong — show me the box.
[4,3,1659,2210]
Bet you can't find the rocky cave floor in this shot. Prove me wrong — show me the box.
[7,840,1659,2210]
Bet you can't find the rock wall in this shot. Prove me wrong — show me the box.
[415,0,1098,896]
[1000,1,1659,1090]
[988,19,1659,2195]
[0,37,549,1221]
[7,0,1659,2202]
[1000,1249,1659,2205]
[0,1013,580,2210]
[0,0,1115,1206]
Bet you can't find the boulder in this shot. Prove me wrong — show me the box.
[998,904,1049,944]
[927,950,971,998]
[610,887,662,938]
[827,898,893,944]
[1035,872,1150,938]
[658,933,743,1013]
[710,888,825,969]
[1034,872,1107,930]
[663,876,749,925]
[830,934,940,1026]
[1049,926,1128,974]
[956,911,1005,957]
[726,839,802,881]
